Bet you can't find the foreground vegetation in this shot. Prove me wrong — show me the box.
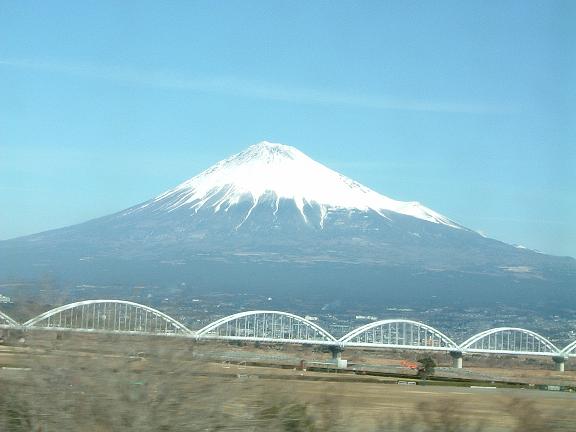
[0,332,574,431]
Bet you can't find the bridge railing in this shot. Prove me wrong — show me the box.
[339,319,460,352]
[460,327,560,356]
[22,300,191,336]
[561,340,576,357]
[0,310,18,327]
[1,301,575,359]
[195,310,337,345]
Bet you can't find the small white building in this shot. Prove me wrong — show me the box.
[355,315,378,321]
[0,294,11,304]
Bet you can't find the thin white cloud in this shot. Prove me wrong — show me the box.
[0,58,514,114]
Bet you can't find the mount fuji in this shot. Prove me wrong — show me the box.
[143,141,461,230]
[1,141,574,309]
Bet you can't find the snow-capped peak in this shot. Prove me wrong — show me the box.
[147,141,461,229]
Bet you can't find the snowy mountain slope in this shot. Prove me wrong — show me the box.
[131,141,462,229]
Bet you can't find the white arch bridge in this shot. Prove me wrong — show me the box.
[1,299,575,370]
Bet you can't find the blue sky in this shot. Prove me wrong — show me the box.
[1,1,575,257]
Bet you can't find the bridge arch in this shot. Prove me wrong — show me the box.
[339,319,459,351]
[561,340,576,357]
[196,311,337,345]
[0,310,18,327]
[461,328,559,356]
[24,300,191,335]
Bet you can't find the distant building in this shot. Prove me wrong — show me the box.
[304,315,318,321]
[355,315,378,321]
[0,294,11,304]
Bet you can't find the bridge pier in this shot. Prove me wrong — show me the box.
[552,356,566,372]
[450,351,463,369]
[330,346,347,369]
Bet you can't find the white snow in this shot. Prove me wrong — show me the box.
[148,141,462,229]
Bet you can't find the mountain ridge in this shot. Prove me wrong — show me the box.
[134,141,464,230]
[0,141,574,309]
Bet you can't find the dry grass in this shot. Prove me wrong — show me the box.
[1,331,575,431]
